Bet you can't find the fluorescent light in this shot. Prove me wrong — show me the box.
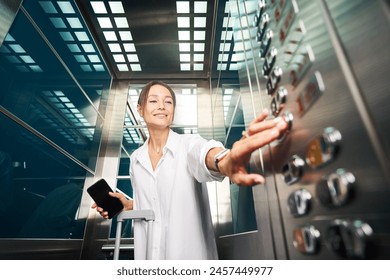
[177,17,190,28]
[194,30,205,40]
[67,17,83,28]
[39,1,58,14]
[220,43,231,52]
[93,64,105,71]
[194,1,207,13]
[9,44,25,53]
[180,53,191,62]
[229,64,238,70]
[179,43,190,52]
[103,31,118,41]
[119,31,133,40]
[88,54,100,62]
[218,53,229,61]
[193,63,203,71]
[19,55,35,63]
[75,31,89,41]
[113,54,125,62]
[5,56,20,63]
[193,43,205,51]
[59,31,74,41]
[29,65,43,72]
[180,63,190,71]
[178,30,190,40]
[16,66,29,72]
[217,64,227,71]
[91,1,107,14]
[109,1,125,13]
[58,1,75,14]
[123,43,136,52]
[114,17,129,28]
[50,18,66,28]
[194,17,206,28]
[130,64,142,71]
[193,53,204,61]
[117,64,129,71]
[67,44,81,52]
[81,43,95,52]
[221,30,233,40]
[176,1,190,13]
[108,43,121,52]
[4,34,15,41]
[74,55,87,62]
[127,54,139,62]
[223,17,234,28]
[97,17,113,28]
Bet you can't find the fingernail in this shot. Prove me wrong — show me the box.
[273,117,282,123]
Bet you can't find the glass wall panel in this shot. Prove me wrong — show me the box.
[0,5,110,169]
[0,112,88,238]
[0,1,112,240]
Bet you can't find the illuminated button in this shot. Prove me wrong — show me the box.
[256,13,270,42]
[259,29,273,58]
[262,46,277,77]
[306,127,342,169]
[287,189,312,217]
[282,154,304,185]
[278,110,293,141]
[253,0,266,27]
[271,86,287,117]
[293,225,320,254]
[317,168,355,208]
[327,219,373,259]
[266,66,283,96]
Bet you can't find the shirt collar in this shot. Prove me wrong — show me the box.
[135,129,178,163]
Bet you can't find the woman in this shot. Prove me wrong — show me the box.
[93,81,288,259]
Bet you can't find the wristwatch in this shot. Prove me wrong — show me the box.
[214,148,230,172]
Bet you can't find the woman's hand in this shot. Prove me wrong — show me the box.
[219,109,288,186]
[91,192,133,219]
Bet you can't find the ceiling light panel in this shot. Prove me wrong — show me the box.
[90,1,141,72]
[1,34,43,72]
[176,1,207,71]
[38,1,106,72]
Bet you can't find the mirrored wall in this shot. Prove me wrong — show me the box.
[0,0,111,240]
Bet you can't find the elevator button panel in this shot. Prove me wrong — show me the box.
[327,219,373,259]
[282,154,304,185]
[317,168,355,208]
[257,13,270,43]
[293,225,320,254]
[287,189,312,217]
[306,127,342,169]
[259,29,273,58]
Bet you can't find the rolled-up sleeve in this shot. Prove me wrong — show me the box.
[187,135,225,182]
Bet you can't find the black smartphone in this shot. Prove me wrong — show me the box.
[87,179,123,219]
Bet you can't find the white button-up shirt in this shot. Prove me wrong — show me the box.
[130,130,224,260]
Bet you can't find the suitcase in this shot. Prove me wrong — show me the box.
[113,209,155,260]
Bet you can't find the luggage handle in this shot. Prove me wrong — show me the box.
[114,210,155,260]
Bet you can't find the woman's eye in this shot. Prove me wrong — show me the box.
[149,100,157,103]
[165,101,172,104]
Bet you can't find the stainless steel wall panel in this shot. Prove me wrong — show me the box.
[230,0,390,259]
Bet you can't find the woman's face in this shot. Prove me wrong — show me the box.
[138,84,175,129]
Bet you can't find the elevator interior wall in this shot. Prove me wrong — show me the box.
[228,0,390,259]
